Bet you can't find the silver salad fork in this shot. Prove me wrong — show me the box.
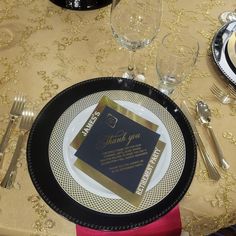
[227,83,236,98]
[0,94,26,168]
[210,84,236,105]
[1,110,34,189]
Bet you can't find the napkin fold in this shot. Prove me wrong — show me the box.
[76,205,181,236]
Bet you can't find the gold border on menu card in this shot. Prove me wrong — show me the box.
[227,32,236,68]
[71,96,159,150]
[74,140,166,207]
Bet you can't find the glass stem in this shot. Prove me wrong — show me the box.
[128,50,135,78]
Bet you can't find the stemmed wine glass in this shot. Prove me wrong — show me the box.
[110,0,162,80]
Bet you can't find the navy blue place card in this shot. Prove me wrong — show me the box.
[71,96,166,207]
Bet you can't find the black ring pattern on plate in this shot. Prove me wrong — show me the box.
[26,77,197,231]
[225,40,236,74]
[212,21,236,88]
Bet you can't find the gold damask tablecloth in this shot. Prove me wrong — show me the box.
[0,0,236,235]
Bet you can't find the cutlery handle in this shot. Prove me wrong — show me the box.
[207,126,230,170]
[0,133,24,189]
[180,101,220,181]
[197,133,221,181]
[0,119,15,168]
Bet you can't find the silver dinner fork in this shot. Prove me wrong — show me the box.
[0,94,26,168]
[228,83,236,98]
[210,84,236,105]
[0,110,34,189]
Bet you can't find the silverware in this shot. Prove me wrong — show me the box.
[210,84,236,105]
[196,101,230,170]
[181,101,221,181]
[228,83,236,98]
[0,110,34,189]
[0,94,26,168]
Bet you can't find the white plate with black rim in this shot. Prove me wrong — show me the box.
[27,77,197,231]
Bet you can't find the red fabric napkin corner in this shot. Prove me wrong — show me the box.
[76,205,181,236]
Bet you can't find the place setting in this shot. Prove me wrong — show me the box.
[21,1,203,232]
[10,0,223,232]
[1,1,236,235]
[209,14,236,106]
[211,20,236,88]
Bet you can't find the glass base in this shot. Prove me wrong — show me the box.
[50,0,112,10]
[156,75,180,96]
[113,67,146,82]
[157,81,177,96]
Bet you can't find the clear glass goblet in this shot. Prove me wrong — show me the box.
[110,0,162,81]
[156,33,199,96]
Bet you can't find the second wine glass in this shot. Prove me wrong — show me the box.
[110,0,162,80]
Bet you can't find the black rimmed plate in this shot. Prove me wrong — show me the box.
[212,21,236,88]
[49,0,111,10]
[27,77,197,231]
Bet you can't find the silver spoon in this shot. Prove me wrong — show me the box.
[196,101,230,170]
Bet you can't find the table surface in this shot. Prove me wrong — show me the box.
[0,0,236,235]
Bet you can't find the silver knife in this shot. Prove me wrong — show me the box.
[181,101,220,181]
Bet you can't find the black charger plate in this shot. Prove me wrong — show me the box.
[50,0,111,10]
[27,77,197,231]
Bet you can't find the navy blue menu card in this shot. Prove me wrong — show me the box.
[71,96,166,207]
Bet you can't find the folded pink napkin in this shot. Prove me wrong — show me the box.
[76,205,181,236]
